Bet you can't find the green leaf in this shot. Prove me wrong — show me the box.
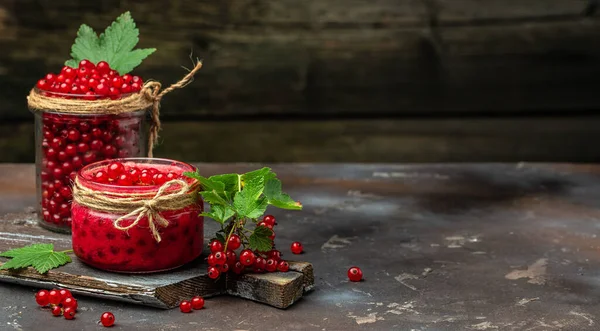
[248,226,273,252]
[241,167,276,184]
[199,191,230,207]
[67,24,103,65]
[233,176,266,218]
[209,174,240,199]
[215,233,226,244]
[264,179,302,210]
[184,171,225,193]
[0,244,71,274]
[245,198,268,219]
[98,11,156,74]
[200,205,235,224]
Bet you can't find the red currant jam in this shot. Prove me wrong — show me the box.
[35,105,145,233]
[71,158,204,273]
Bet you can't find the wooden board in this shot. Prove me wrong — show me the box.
[0,211,314,309]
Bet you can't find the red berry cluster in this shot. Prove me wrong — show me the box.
[179,296,205,313]
[40,114,142,227]
[35,288,78,320]
[36,59,143,100]
[206,215,291,279]
[89,161,185,186]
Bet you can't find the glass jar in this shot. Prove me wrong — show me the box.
[71,158,204,273]
[30,89,147,233]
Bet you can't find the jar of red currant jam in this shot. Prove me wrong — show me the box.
[71,158,203,273]
[30,89,147,233]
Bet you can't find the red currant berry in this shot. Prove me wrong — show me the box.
[45,73,56,82]
[152,173,167,185]
[51,305,62,317]
[48,289,62,305]
[78,121,91,132]
[263,215,276,227]
[208,266,220,279]
[62,297,78,310]
[122,74,132,83]
[59,186,71,198]
[227,234,241,250]
[277,261,290,272]
[72,156,83,168]
[64,144,77,156]
[120,83,132,94]
[347,266,363,282]
[116,173,133,186]
[96,61,110,74]
[107,162,124,179]
[128,167,141,183]
[219,263,230,273]
[76,142,89,154]
[83,151,97,164]
[94,171,109,183]
[70,85,81,95]
[83,91,96,100]
[291,242,303,254]
[108,86,120,99]
[232,261,245,274]
[166,172,177,180]
[226,250,237,265]
[209,240,223,253]
[139,172,153,185]
[95,83,109,95]
[257,221,272,229]
[63,307,76,320]
[90,139,104,151]
[77,67,89,78]
[130,82,141,92]
[131,75,143,84]
[191,296,204,310]
[213,251,226,265]
[239,250,256,266]
[100,312,115,327]
[111,76,123,88]
[62,66,77,78]
[79,59,95,69]
[109,69,118,77]
[56,74,66,83]
[103,145,117,157]
[253,257,266,273]
[35,289,50,306]
[58,288,72,300]
[57,150,68,162]
[80,133,91,143]
[207,253,217,266]
[37,79,50,90]
[67,129,80,142]
[267,250,282,261]
[59,82,70,94]
[265,258,278,272]
[179,300,192,313]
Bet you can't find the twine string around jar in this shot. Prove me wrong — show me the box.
[72,178,200,242]
[27,61,203,158]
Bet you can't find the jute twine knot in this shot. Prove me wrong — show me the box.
[27,61,203,158]
[72,177,200,243]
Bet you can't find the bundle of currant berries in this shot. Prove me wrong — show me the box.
[36,59,143,100]
[89,161,185,186]
[206,215,303,279]
[34,288,115,326]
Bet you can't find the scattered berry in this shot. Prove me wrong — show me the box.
[35,289,50,306]
[101,312,115,327]
[348,266,363,282]
[48,289,62,305]
[277,261,290,272]
[179,300,192,313]
[58,288,72,300]
[51,306,62,317]
[291,242,303,254]
[63,307,76,320]
[62,297,78,311]
[191,296,205,310]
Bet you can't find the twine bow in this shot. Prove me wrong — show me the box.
[27,61,203,158]
[72,177,200,243]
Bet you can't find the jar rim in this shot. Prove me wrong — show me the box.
[33,87,138,100]
[76,158,198,193]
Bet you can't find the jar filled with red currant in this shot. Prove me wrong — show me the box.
[28,61,149,233]
[71,158,203,273]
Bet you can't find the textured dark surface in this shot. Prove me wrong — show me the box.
[1,163,600,330]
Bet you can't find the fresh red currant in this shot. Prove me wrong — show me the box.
[291,242,303,254]
[232,261,245,274]
[96,61,110,74]
[58,288,72,300]
[64,144,77,156]
[116,173,133,186]
[179,300,192,313]
[209,240,223,253]
[139,172,153,185]
[120,83,132,94]
[265,258,278,272]
[48,289,62,305]
[45,73,56,82]
[94,171,109,183]
[267,250,282,261]
[219,263,230,273]
[83,151,97,164]
[111,76,123,88]
[36,79,50,90]
[257,221,273,229]
[100,312,115,327]
[79,59,95,69]
[253,257,266,273]
[263,215,276,227]
[63,307,76,320]
[130,82,141,92]
[213,251,226,265]
[51,305,62,316]
[227,234,241,250]
[277,261,290,272]
[103,145,117,157]
[348,266,363,282]
[90,139,104,151]
[239,250,255,266]
[207,253,217,266]
[226,250,237,265]
[67,129,80,142]
[62,297,78,310]
[191,296,204,310]
[95,83,109,95]
[77,67,89,78]
[128,167,141,182]
[108,86,120,99]
[152,173,167,185]
[35,289,50,306]
[109,69,118,77]
[122,74,132,83]
[207,266,220,279]
[107,162,124,179]
[72,156,83,168]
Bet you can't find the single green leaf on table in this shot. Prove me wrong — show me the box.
[65,11,156,75]
[233,176,266,218]
[200,205,235,225]
[0,244,71,274]
[264,178,303,210]
[248,226,274,252]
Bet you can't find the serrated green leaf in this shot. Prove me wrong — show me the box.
[200,191,230,207]
[233,176,266,218]
[264,178,302,210]
[110,48,156,76]
[64,59,78,68]
[68,24,103,65]
[184,172,225,193]
[208,174,240,200]
[241,167,276,184]
[0,244,71,274]
[248,226,273,252]
[245,197,268,219]
[200,205,235,224]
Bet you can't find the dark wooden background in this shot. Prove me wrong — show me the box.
[1,0,599,163]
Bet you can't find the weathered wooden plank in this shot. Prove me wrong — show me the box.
[2,116,600,163]
[0,211,313,309]
[435,0,590,24]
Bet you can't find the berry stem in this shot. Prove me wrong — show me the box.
[222,220,239,253]
[58,249,74,254]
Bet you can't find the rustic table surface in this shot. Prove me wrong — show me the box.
[0,163,599,331]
